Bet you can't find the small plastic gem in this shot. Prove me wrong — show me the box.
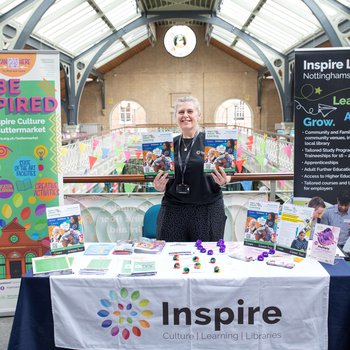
[269,248,275,255]
[200,248,207,253]
[194,262,201,269]
[195,240,202,247]
[192,256,199,262]
[173,254,179,261]
[182,267,190,274]
[219,247,225,253]
[210,257,216,264]
[174,262,180,269]
[207,249,213,255]
[214,266,220,273]
[257,255,264,261]
[217,239,224,246]
[262,251,269,258]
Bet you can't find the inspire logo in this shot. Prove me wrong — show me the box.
[97,287,153,340]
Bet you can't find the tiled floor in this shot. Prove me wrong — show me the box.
[0,316,13,350]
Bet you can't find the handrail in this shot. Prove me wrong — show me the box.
[63,172,294,183]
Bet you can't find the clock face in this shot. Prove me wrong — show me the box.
[9,234,19,243]
[164,25,196,58]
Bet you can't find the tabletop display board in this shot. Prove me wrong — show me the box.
[0,50,62,315]
[294,48,350,204]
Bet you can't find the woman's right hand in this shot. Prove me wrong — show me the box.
[153,171,169,192]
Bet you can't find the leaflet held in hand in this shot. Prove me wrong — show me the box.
[204,128,237,175]
[141,132,175,180]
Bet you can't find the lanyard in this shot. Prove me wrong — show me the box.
[177,131,199,184]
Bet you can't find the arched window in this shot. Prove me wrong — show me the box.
[0,255,5,279]
[215,99,252,128]
[110,100,146,129]
[25,253,36,272]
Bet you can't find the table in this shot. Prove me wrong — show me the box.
[7,247,350,350]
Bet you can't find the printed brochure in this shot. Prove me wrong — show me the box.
[275,204,314,257]
[133,240,166,254]
[204,128,238,175]
[243,200,280,249]
[32,255,73,276]
[79,258,113,275]
[84,243,115,256]
[119,259,157,276]
[46,204,84,255]
[141,132,175,180]
[309,223,340,265]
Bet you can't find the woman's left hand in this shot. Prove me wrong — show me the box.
[211,167,231,186]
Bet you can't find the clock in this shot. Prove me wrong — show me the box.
[9,234,19,243]
[164,25,196,58]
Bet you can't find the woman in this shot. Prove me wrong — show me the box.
[153,96,230,242]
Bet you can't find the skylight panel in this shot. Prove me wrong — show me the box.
[59,19,110,54]
[212,25,236,42]
[0,0,24,14]
[122,26,148,44]
[235,40,264,65]
[94,0,139,30]
[211,32,233,47]
[36,3,95,40]
[218,0,253,28]
[248,18,298,51]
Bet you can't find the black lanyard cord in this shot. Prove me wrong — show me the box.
[177,131,199,184]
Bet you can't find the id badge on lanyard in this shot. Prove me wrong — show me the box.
[176,131,199,194]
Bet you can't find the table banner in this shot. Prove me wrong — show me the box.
[51,272,329,350]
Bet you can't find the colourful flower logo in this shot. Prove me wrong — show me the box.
[97,288,153,340]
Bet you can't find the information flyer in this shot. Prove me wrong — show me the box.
[276,204,314,257]
[294,48,350,204]
[309,223,340,265]
[46,204,84,255]
[243,200,280,249]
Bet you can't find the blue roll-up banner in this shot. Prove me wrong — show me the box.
[294,48,350,205]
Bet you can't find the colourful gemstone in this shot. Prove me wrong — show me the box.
[194,262,201,269]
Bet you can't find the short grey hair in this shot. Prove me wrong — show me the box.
[174,96,201,115]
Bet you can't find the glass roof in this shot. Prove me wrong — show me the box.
[0,0,348,69]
